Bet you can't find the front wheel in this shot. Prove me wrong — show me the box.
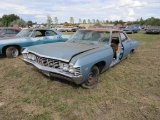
[81,66,99,89]
[6,46,19,58]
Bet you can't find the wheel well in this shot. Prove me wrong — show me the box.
[95,61,106,73]
[131,49,134,53]
[2,45,22,55]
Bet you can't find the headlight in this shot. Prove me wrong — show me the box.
[22,53,28,59]
[27,53,36,61]
[69,68,76,74]
[59,63,81,75]
[59,63,69,71]
[63,64,69,71]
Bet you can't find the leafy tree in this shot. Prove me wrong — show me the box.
[79,18,82,24]
[70,17,74,24]
[105,20,109,23]
[139,17,144,25]
[10,19,26,27]
[47,15,52,28]
[0,14,20,27]
[27,21,33,27]
[92,19,95,24]
[88,19,91,24]
[96,19,100,24]
[54,17,58,24]
[83,19,86,24]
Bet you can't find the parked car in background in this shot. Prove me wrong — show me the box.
[0,28,68,58]
[119,26,126,30]
[22,28,139,89]
[105,26,117,29]
[57,26,77,32]
[0,27,21,38]
[146,26,160,34]
[123,26,139,34]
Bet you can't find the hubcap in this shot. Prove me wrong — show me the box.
[11,48,18,57]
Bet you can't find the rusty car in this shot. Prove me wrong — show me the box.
[0,27,21,38]
[22,28,139,89]
[146,26,160,34]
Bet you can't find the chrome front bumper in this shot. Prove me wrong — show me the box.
[22,58,83,84]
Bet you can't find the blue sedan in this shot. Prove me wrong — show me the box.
[22,28,139,89]
[123,26,139,34]
[0,28,68,58]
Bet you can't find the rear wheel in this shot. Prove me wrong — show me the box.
[6,46,19,58]
[82,66,99,89]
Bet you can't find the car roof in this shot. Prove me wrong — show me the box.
[23,28,53,31]
[79,28,123,32]
[0,27,21,30]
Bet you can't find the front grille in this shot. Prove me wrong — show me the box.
[29,53,60,68]
[26,52,82,76]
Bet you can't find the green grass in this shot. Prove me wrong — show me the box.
[0,30,160,120]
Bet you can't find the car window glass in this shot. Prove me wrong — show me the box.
[35,31,42,37]
[1,29,6,33]
[111,32,119,44]
[84,32,92,40]
[15,30,20,34]
[6,29,14,34]
[45,30,57,36]
[99,32,110,43]
[16,29,32,37]
[120,33,127,41]
[112,32,119,38]
[69,30,110,45]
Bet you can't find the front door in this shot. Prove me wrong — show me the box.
[120,32,133,59]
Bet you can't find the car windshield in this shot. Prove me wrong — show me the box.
[16,29,33,37]
[69,30,110,45]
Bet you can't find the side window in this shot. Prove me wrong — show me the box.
[35,31,42,37]
[6,29,14,34]
[84,32,92,40]
[120,32,128,41]
[15,30,20,34]
[45,30,57,36]
[111,32,119,44]
[1,29,7,34]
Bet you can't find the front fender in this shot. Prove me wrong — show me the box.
[70,47,113,83]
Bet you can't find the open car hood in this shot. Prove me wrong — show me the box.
[28,42,102,62]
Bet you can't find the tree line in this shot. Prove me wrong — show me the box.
[0,14,160,27]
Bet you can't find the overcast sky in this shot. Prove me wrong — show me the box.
[0,0,160,23]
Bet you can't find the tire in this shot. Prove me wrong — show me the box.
[81,66,99,89]
[6,46,19,58]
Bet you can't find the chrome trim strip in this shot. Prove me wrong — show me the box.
[28,50,69,62]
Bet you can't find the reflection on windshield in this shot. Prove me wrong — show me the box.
[16,29,33,37]
[69,30,110,45]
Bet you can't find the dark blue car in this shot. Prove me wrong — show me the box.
[123,26,139,34]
